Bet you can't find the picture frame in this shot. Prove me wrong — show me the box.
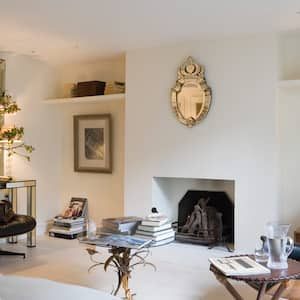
[74,114,112,173]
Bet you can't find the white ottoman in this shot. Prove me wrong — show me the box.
[0,275,118,300]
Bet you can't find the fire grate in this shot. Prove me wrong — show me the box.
[174,190,234,251]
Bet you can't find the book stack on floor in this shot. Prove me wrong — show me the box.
[49,197,88,239]
[100,216,142,235]
[134,215,175,246]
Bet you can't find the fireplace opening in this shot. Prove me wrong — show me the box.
[174,190,234,250]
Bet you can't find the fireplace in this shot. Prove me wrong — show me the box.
[175,190,234,250]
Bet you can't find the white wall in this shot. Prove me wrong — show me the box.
[1,53,126,232]
[279,32,300,80]
[277,32,300,235]
[54,57,126,224]
[57,99,125,223]
[278,87,300,233]
[125,36,279,251]
[0,52,61,232]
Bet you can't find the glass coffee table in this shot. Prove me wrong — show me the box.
[81,235,156,300]
[210,255,300,300]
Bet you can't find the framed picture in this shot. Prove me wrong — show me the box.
[74,114,112,173]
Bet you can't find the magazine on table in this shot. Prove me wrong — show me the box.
[209,256,271,276]
[79,233,152,249]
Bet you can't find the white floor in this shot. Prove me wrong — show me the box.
[0,236,266,299]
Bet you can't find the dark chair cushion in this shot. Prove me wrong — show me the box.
[0,214,36,238]
[290,245,300,261]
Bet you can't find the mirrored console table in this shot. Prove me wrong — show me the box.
[0,179,36,247]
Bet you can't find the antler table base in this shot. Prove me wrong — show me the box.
[87,246,155,300]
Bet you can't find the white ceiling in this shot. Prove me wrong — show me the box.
[0,0,300,64]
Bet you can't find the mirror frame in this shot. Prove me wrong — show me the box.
[171,56,212,127]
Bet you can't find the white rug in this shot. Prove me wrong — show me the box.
[0,275,118,300]
[0,237,259,299]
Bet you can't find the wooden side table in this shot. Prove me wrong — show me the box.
[210,255,300,300]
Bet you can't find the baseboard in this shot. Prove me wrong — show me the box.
[36,221,51,236]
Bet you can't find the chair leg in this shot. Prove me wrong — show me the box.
[0,249,25,258]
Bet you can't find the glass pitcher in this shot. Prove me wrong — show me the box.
[266,222,294,269]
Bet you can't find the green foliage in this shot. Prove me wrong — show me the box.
[0,126,24,142]
[0,92,34,160]
[0,91,21,115]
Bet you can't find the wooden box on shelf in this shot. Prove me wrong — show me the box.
[76,81,106,97]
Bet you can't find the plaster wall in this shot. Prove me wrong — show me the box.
[1,53,61,232]
[278,87,300,234]
[1,53,125,231]
[125,36,279,251]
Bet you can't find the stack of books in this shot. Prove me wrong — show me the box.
[134,215,175,246]
[49,217,87,239]
[104,81,125,95]
[100,216,142,235]
[49,197,88,239]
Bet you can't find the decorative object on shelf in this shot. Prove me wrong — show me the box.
[171,56,212,127]
[104,81,125,95]
[74,114,112,173]
[62,83,77,98]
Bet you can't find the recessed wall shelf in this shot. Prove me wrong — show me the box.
[43,93,125,104]
[278,80,300,88]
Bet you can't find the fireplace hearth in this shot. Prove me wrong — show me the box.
[175,190,234,251]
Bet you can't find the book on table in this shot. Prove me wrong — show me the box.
[135,215,175,245]
[141,215,169,227]
[79,233,151,249]
[209,256,271,276]
[101,216,142,234]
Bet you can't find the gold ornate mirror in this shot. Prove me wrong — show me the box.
[171,56,212,127]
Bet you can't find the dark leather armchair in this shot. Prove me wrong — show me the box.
[0,214,36,258]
